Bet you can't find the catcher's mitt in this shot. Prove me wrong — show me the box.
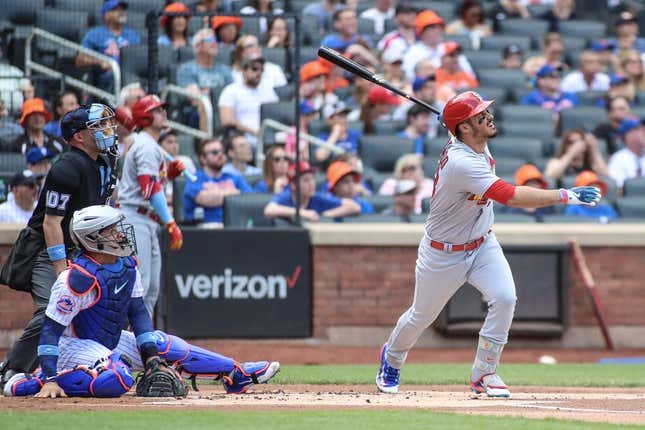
[136,357,188,398]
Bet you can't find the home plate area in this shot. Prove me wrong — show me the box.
[143,384,645,425]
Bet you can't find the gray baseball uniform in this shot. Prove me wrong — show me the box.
[386,139,517,369]
[117,131,167,316]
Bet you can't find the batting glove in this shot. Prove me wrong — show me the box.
[166,220,183,251]
[167,160,186,181]
[560,186,601,206]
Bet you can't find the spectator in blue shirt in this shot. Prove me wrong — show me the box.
[43,91,80,140]
[397,104,430,154]
[76,0,141,92]
[521,64,579,114]
[564,170,618,222]
[183,137,252,224]
[320,8,374,53]
[326,160,373,214]
[264,161,360,222]
[315,101,362,163]
[222,130,262,177]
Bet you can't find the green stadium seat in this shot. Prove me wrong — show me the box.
[364,170,391,193]
[363,194,395,213]
[542,214,598,223]
[0,153,27,175]
[558,20,607,40]
[493,157,527,176]
[223,194,275,227]
[623,178,645,196]
[616,197,645,218]
[172,176,186,224]
[498,105,552,125]
[480,35,531,52]
[422,156,440,177]
[494,213,537,223]
[260,101,296,125]
[465,50,506,71]
[500,121,555,143]
[373,120,406,136]
[558,107,606,134]
[477,69,528,91]
[489,137,542,162]
[499,19,549,46]
[342,214,410,223]
[263,47,289,72]
[5,0,44,25]
[274,83,295,102]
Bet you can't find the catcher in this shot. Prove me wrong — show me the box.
[3,205,280,398]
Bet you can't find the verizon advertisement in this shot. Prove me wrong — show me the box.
[162,228,311,337]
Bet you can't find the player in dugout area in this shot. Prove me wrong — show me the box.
[376,91,601,398]
[0,104,120,390]
[4,205,280,398]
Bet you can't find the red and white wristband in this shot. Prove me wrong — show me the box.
[559,189,569,204]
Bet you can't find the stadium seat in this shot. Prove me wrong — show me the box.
[223,194,275,227]
[187,16,205,36]
[415,1,456,21]
[263,47,289,72]
[243,174,264,187]
[425,137,450,155]
[558,20,607,40]
[0,153,27,175]
[5,0,44,25]
[126,12,148,33]
[260,101,296,125]
[177,46,195,62]
[480,35,531,52]
[498,105,552,125]
[332,86,353,101]
[215,44,234,65]
[342,214,409,223]
[360,135,414,172]
[477,69,528,92]
[36,10,88,44]
[274,83,295,101]
[465,50,506,71]
[576,90,605,106]
[476,86,508,104]
[422,156,440,177]
[558,107,606,134]
[294,46,319,67]
[560,36,588,53]
[363,194,395,213]
[500,121,555,143]
[494,213,537,223]
[121,44,174,84]
[177,134,196,157]
[241,16,262,37]
[421,197,431,213]
[364,170,391,193]
[444,34,472,51]
[125,0,166,14]
[498,19,549,45]
[489,137,542,162]
[53,0,102,26]
[623,177,645,197]
[373,120,406,135]
[616,197,645,218]
[542,214,600,223]
[493,157,527,176]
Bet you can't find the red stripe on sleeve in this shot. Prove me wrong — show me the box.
[482,179,516,205]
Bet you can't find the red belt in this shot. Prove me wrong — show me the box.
[136,206,160,223]
[429,233,489,252]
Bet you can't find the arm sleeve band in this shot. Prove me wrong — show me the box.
[150,190,173,225]
[482,179,516,205]
[47,244,66,262]
[38,317,66,378]
[137,175,163,200]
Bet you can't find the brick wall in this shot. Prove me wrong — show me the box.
[2,244,645,341]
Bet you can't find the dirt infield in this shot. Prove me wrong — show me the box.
[3,384,645,425]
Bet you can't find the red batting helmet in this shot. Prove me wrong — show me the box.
[441,91,494,136]
[132,95,166,128]
[114,106,135,132]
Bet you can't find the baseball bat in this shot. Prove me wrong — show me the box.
[318,46,441,115]
[570,240,614,350]
[160,147,197,182]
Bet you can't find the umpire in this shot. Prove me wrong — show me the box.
[0,103,119,388]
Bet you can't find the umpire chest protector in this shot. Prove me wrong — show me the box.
[68,255,138,350]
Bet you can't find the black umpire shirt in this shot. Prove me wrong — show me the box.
[28,146,113,250]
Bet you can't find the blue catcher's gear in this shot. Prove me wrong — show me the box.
[3,353,134,398]
[224,361,281,394]
[68,255,138,350]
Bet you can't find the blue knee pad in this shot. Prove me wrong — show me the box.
[5,372,45,396]
[155,330,235,376]
[57,353,135,398]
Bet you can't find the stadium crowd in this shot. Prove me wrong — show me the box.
[1,0,645,226]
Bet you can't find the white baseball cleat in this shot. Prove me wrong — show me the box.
[470,373,511,398]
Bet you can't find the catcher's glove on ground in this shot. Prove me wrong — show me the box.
[560,186,601,206]
[136,357,188,398]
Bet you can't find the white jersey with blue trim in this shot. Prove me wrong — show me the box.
[46,267,144,338]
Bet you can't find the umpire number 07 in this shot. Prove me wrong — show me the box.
[46,191,71,211]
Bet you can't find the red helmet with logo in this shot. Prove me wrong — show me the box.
[132,95,166,128]
[441,91,494,136]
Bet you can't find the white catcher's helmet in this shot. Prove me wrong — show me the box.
[70,205,137,257]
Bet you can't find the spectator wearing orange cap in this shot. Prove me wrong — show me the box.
[326,160,373,214]
[231,35,287,89]
[315,101,362,163]
[500,164,554,222]
[264,161,360,222]
[361,87,401,134]
[12,98,64,156]
[159,2,192,49]
[564,171,618,222]
[212,15,243,48]
[436,42,479,91]
[445,0,491,50]
[321,8,374,53]
[300,60,338,113]
[402,9,474,83]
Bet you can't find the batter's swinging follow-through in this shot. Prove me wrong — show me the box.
[317,47,602,398]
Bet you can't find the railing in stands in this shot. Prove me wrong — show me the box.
[24,28,121,105]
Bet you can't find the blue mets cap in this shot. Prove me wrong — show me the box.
[412,74,436,92]
[26,147,54,164]
[102,0,128,16]
[536,64,563,79]
[618,117,641,137]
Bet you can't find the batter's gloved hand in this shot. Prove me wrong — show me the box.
[166,220,183,250]
[167,159,186,181]
[136,357,188,398]
[560,186,601,206]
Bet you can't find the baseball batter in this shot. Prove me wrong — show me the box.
[376,91,601,397]
[117,94,184,316]
[4,205,280,398]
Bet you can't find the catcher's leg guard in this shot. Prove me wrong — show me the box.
[3,372,44,396]
[57,353,135,398]
[155,331,235,375]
